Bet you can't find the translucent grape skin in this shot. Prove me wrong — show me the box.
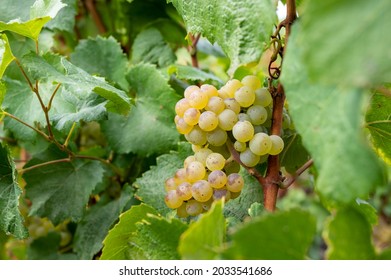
[249,132,272,156]
[240,148,260,167]
[224,98,241,114]
[185,125,207,146]
[234,141,247,152]
[200,84,218,98]
[241,75,261,90]
[254,88,272,107]
[188,89,209,109]
[184,85,200,99]
[213,189,231,201]
[234,86,255,108]
[198,111,219,132]
[247,105,268,125]
[194,148,213,165]
[175,98,191,117]
[175,117,193,134]
[165,190,183,209]
[226,173,244,192]
[176,203,189,218]
[206,128,227,146]
[205,152,226,171]
[176,182,193,201]
[218,109,238,131]
[165,177,177,191]
[269,135,285,155]
[186,199,203,216]
[186,161,206,182]
[183,108,200,126]
[191,180,213,202]
[206,96,225,114]
[208,170,227,189]
[232,120,254,142]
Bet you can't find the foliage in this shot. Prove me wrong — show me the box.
[0,0,390,260]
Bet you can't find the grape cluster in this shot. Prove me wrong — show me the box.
[166,75,285,216]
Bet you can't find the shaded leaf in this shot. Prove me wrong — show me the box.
[27,232,77,260]
[280,132,310,174]
[45,0,77,33]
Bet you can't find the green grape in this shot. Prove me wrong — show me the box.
[174,168,187,184]
[224,98,241,114]
[184,155,196,169]
[208,170,227,189]
[234,141,247,152]
[238,112,251,122]
[247,105,268,125]
[198,111,219,132]
[226,173,244,192]
[186,161,206,182]
[206,128,227,146]
[194,148,213,165]
[176,182,193,201]
[184,85,200,99]
[232,121,254,142]
[269,135,284,155]
[282,112,291,129]
[249,132,272,155]
[186,199,203,216]
[192,144,202,153]
[224,79,243,97]
[205,152,226,171]
[185,125,207,146]
[206,96,225,114]
[217,87,231,99]
[254,88,272,107]
[213,188,231,201]
[175,98,191,117]
[191,180,213,202]
[183,108,201,126]
[165,177,177,191]
[175,117,193,134]
[200,84,218,98]
[218,109,238,131]
[235,86,255,107]
[224,160,241,174]
[201,199,213,212]
[241,75,261,90]
[254,125,268,134]
[165,190,183,209]
[240,148,260,167]
[176,203,189,218]
[188,89,209,109]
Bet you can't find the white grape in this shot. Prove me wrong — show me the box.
[249,132,272,155]
[240,148,260,167]
[254,88,272,107]
[232,121,254,142]
[241,75,261,90]
[206,128,227,146]
[205,152,226,171]
[185,126,207,146]
[198,111,219,132]
[247,105,268,125]
[218,109,238,131]
[269,135,284,155]
[235,86,255,107]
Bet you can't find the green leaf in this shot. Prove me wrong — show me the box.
[0,0,66,40]
[324,207,375,259]
[71,36,129,91]
[0,81,5,106]
[134,142,192,215]
[24,146,105,225]
[45,0,77,33]
[224,168,263,221]
[0,0,35,22]
[179,200,225,260]
[280,132,310,174]
[281,25,385,206]
[168,0,277,72]
[366,92,391,165]
[0,143,28,239]
[27,232,77,260]
[168,64,223,84]
[22,52,131,115]
[102,63,180,155]
[354,199,378,226]
[298,0,391,87]
[131,28,176,68]
[225,209,316,259]
[73,186,132,260]
[101,204,158,260]
[0,34,15,79]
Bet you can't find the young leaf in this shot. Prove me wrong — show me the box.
[73,186,132,260]
[0,143,28,239]
[23,146,105,225]
[298,0,391,87]
[225,209,316,259]
[366,92,391,165]
[0,0,66,40]
[168,64,223,84]
[134,142,192,215]
[324,207,376,259]
[71,36,129,91]
[102,63,180,156]
[281,25,386,207]
[179,200,225,260]
[0,34,15,79]
[101,204,158,260]
[131,28,176,68]
[168,0,277,72]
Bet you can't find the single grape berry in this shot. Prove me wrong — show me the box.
[165,190,183,209]
[226,173,244,192]
[232,121,254,143]
[208,170,227,189]
[269,135,285,155]
[186,161,206,182]
[205,152,226,171]
[191,180,213,202]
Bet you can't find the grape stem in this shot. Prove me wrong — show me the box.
[282,158,314,188]
[188,33,200,69]
[85,0,107,34]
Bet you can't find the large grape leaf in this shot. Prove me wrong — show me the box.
[23,146,105,225]
[22,52,131,115]
[73,186,132,260]
[0,143,28,239]
[44,0,77,33]
[0,34,15,79]
[134,142,192,215]
[179,200,225,260]
[71,36,129,91]
[366,92,391,165]
[168,0,277,72]
[102,63,180,155]
[225,209,316,259]
[0,0,66,40]
[101,204,158,260]
[168,64,223,84]
[280,132,310,174]
[324,207,375,259]
[281,25,386,207]
[298,0,391,87]
[131,28,176,68]
[27,232,77,260]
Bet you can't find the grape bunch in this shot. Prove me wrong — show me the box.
[166,75,285,216]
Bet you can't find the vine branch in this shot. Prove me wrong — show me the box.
[188,33,201,68]
[282,158,314,188]
[85,0,107,34]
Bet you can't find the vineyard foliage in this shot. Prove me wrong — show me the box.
[0,0,390,260]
